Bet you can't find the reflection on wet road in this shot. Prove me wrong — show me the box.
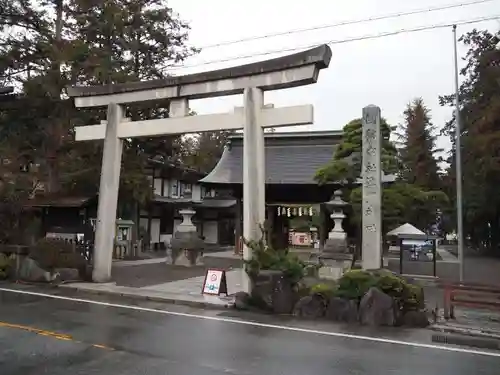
[0,288,498,375]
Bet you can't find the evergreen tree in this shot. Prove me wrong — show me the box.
[397,98,442,190]
[182,131,231,173]
[315,117,398,185]
[439,28,500,253]
[315,117,448,238]
[0,0,198,205]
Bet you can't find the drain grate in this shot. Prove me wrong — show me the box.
[432,333,500,351]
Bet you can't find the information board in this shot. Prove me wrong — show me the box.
[399,237,437,277]
[202,269,228,296]
[401,239,435,262]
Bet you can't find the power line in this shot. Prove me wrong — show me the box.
[199,0,496,50]
[166,14,500,71]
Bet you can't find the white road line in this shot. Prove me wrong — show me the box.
[0,286,499,358]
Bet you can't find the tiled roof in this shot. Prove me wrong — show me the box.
[200,131,342,185]
[25,195,95,208]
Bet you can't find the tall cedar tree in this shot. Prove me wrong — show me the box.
[398,98,442,190]
[181,131,231,173]
[439,28,500,253]
[0,0,198,205]
[65,0,198,203]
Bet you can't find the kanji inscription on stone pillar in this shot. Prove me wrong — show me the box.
[361,105,382,270]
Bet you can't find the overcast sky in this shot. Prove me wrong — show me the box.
[166,0,499,152]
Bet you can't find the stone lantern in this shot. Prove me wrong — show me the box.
[323,190,348,253]
[177,209,196,232]
[167,208,205,266]
[319,189,352,280]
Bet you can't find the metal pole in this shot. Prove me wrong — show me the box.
[453,25,465,283]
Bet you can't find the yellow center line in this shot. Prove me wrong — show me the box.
[0,321,113,350]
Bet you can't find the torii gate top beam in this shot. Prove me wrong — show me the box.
[66,44,332,108]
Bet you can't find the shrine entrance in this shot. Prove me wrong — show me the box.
[68,45,331,286]
[267,203,320,250]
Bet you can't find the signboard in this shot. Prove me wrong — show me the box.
[399,237,437,277]
[401,239,435,262]
[202,269,228,296]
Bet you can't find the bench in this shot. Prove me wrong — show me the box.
[441,282,500,319]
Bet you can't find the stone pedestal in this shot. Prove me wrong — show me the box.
[318,254,353,281]
[167,209,204,266]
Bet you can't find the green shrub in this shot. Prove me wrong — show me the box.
[402,283,425,311]
[334,269,425,311]
[310,282,337,299]
[244,226,307,285]
[373,270,405,296]
[336,270,377,300]
[0,253,12,280]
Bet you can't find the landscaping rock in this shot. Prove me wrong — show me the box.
[293,294,326,318]
[272,274,295,314]
[401,310,429,328]
[54,268,80,282]
[234,292,251,311]
[252,270,282,310]
[359,287,396,326]
[325,296,359,323]
[18,257,52,282]
[251,270,295,314]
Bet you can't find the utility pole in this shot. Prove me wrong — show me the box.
[452,25,465,283]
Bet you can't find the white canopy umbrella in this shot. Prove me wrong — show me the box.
[386,223,425,237]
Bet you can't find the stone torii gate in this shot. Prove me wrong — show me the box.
[67,45,332,290]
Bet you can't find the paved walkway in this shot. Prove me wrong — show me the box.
[436,246,459,263]
[60,268,244,308]
[140,269,243,295]
[113,257,167,268]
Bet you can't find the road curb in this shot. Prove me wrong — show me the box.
[3,280,236,312]
[432,333,500,351]
[57,284,235,312]
[430,324,500,340]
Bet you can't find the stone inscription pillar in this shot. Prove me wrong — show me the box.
[242,87,266,293]
[93,103,124,282]
[361,105,382,270]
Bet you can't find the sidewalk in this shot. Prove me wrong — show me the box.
[436,246,459,263]
[430,308,500,350]
[60,267,244,309]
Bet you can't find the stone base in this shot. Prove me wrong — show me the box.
[318,256,353,281]
[323,237,348,254]
[168,229,205,267]
[166,248,203,267]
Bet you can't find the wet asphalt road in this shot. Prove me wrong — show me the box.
[0,288,499,375]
